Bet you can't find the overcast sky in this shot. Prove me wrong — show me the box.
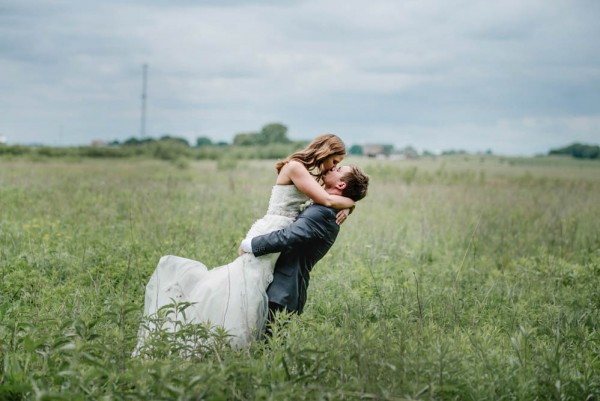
[1,0,599,155]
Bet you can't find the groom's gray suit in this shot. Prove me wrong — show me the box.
[250,204,340,314]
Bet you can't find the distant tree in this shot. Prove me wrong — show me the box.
[123,137,155,146]
[233,122,291,146]
[349,144,363,155]
[233,132,260,146]
[260,123,290,144]
[442,149,468,155]
[549,143,599,159]
[399,146,418,158]
[382,144,394,155]
[196,136,213,147]
[159,135,189,147]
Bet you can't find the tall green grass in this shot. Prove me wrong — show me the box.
[1,155,599,400]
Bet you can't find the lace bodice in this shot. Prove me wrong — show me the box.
[265,185,310,219]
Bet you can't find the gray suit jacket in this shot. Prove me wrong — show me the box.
[251,204,340,314]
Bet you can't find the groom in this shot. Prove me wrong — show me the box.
[240,164,369,324]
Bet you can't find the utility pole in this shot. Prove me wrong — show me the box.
[140,63,148,139]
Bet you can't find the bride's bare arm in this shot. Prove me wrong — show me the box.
[284,161,354,209]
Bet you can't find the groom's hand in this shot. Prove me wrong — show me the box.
[336,208,351,225]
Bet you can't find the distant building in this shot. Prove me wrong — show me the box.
[91,139,107,147]
[0,136,6,144]
[363,144,395,158]
[363,144,386,158]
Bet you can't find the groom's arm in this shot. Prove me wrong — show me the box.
[245,205,339,257]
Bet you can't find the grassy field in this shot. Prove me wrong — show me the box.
[1,155,599,400]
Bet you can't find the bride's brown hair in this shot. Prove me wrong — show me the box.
[275,133,346,181]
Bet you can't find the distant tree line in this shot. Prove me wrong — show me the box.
[0,123,306,162]
[105,123,293,148]
[549,143,599,159]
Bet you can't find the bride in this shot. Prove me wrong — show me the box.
[133,134,355,353]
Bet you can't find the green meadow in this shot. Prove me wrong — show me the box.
[1,155,599,400]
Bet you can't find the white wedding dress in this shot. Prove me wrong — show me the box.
[134,185,309,353]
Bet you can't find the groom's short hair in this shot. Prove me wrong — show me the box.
[341,165,369,201]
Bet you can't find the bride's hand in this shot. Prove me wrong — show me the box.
[336,208,351,225]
